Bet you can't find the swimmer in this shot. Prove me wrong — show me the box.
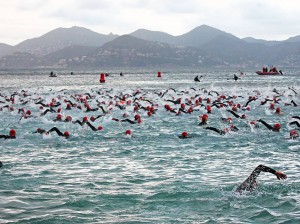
[0,129,16,139]
[0,161,2,168]
[34,127,70,138]
[290,130,299,139]
[178,131,190,138]
[258,119,281,132]
[236,164,287,193]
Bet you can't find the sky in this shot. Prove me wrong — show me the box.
[1,0,300,45]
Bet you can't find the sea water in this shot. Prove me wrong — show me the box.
[0,70,299,223]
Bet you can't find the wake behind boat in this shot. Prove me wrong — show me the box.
[256,66,283,75]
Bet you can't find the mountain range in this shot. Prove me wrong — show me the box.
[1,25,300,69]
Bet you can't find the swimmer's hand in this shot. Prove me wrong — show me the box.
[275,171,287,180]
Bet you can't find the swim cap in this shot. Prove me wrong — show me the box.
[232,106,237,111]
[181,103,185,109]
[182,131,188,138]
[290,130,299,139]
[134,114,141,120]
[269,103,275,109]
[90,116,95,121]
[65,116,72,122]
[50,102,54,107]
[9,129,16,137]
[10,106,14,111]
[125,130,131,135]
[201,114,208,121]
[275,108,281,113]
[40,106,44,110]
[98,126,103,131]
[207,98,211,104]
[63,131,70,138]
[83,116,88,122]
[56,114,62,119]
[273,123,281,130]
[57,108,62,113]
[147,111,152,117]
[67,104,71,108]
[241,114,246,119]
[26,110,31,115]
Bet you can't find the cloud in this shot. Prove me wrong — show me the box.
[1,0,300,44]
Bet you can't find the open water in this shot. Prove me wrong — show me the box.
[0,70,300,223]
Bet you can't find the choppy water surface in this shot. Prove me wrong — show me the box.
[0,70,300,223]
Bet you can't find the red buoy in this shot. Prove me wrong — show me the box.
[100,73,106,83]
[157,71,161,77]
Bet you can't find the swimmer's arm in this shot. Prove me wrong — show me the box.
[204,126,225,135]
[226,110,240,118]
[258,119,273,130]
[121,119,136,124]
[291,116,300,120]
[289,121,300,127]
[86,122,97,131]
[48,127,64,136]
[249,164,286,180]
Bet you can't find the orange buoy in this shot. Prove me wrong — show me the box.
[100,73,106,83]
[157,71,161,77]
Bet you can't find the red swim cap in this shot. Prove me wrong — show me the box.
[273,123,281,130]
[134,114,141,120]
[98,126,103,131]
[63,131,70,138]
[290,130,299,138]
[125,130,131,135]
[90,116,95,121]
[65,116,72,122]
[9,129,16,137]
[276,108,281,113]
[147,111,152,117]
[182,131,188,138]
[83,116,88,122]
[56,114,62,119]
[201,114,208,121]
[241,114,246,119]
[57,108,62,113]
[269,103,275,109]
[50,102,54,107]
[26,110,31,115]
[67,104,71,108]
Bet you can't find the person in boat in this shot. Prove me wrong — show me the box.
[120,72,123,76]
[236,164,287,193]
[0,129,16,139]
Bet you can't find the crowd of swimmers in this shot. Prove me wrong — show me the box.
[0,83,298,193]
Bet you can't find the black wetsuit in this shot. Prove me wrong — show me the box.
[236,164,276,193]
[204,127,226,135]
[258,119,279,132]
[0,135,16,139]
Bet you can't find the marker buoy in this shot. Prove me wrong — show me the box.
[157,71,161,77]
[100,73,106,83]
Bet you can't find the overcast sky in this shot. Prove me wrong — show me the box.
[1,0,300,45]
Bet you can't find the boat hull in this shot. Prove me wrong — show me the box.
[256,71,281,75]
